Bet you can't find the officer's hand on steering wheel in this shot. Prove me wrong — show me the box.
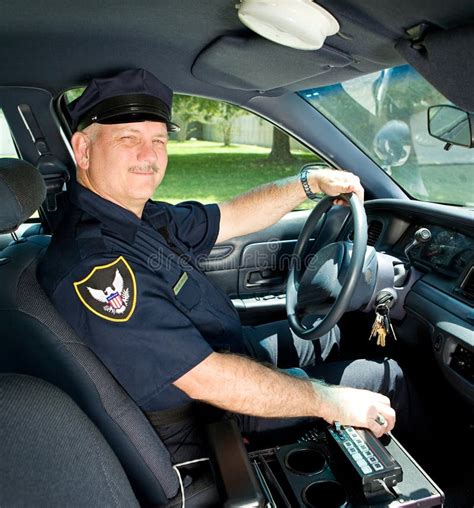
[309,169,365,205]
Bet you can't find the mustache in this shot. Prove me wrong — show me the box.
[128,163,160,174]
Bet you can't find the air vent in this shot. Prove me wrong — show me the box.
[367,220,383,247]
[458,266,474,301]
[348,219,383,245]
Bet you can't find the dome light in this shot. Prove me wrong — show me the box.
[237,0,340,50]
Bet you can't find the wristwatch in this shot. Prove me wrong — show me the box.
[299,167,319,200]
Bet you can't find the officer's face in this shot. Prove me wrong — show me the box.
[73,121,168,216]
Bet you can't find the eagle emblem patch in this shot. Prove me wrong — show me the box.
[74,256,137,322]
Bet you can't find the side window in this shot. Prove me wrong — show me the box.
[156,95,326,210]
[0,109,40,227]
[0,108,18,158]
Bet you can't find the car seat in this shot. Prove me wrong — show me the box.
[0,373,140,507]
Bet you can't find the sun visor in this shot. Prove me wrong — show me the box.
[192,35,353,92]
[396,24,474,111]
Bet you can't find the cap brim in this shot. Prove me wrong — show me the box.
[96,109,180,132]
[76,94,180,132]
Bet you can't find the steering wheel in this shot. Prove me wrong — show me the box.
[286,193,368,339]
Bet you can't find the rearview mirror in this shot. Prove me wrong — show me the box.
[428,105,474,148]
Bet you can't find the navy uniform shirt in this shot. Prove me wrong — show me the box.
[39,183,244,411]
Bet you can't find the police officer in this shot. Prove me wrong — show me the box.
[39,69,411,462]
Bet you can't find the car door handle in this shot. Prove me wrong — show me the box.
[245,270,284,288]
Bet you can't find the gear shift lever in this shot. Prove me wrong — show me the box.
[404,227,431,261]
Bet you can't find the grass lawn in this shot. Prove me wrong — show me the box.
[153,140,320,204]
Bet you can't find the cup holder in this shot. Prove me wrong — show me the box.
[284,448,327,476]
[302,480,347,508]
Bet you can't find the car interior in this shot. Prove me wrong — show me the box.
[0,1,473,507]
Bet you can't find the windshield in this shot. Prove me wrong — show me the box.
[299,65,473,207]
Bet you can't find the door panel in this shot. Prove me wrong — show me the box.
[203,206,350,324]
[201,210,309,324]
[240,239,295,291]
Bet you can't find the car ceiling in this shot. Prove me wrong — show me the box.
[1,0,474,107]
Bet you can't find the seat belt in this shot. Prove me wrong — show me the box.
[18,103,70,213]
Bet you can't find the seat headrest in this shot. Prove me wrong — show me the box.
[0,158,46,234]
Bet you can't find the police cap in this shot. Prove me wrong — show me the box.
[67,68,180,133]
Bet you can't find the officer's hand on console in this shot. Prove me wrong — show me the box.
[316,384,396,438]
[174,352,395,439]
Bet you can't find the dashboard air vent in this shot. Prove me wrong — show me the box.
[458,266,474,301]
[367,220,383,247]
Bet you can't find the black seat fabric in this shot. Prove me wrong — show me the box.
[0,374,140,508]
[0,158,46,234]
[0,238,179,504]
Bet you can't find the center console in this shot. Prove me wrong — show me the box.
[207,420,444,507]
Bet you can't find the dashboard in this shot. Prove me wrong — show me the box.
[348,199,474,407]
[408,225,474,280]
[356,200,474,306]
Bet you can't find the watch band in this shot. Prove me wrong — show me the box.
[299,167,319,200]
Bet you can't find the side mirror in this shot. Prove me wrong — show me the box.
[428,105,474,148]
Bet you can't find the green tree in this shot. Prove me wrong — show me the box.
[376,70,445,123]
[267,126,295,163]
[210,102,246,146]
[64,87,85,104]
[172,95,246,146]
[172,95,216,141]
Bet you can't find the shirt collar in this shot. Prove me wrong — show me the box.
[142,200,170,230]
[69,183,168,242]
